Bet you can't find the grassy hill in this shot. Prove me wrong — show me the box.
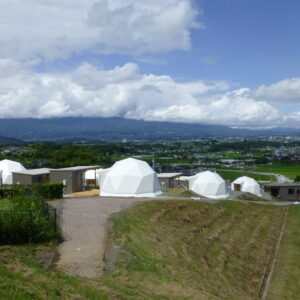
[0,200,289,299]
[268,206,300,299]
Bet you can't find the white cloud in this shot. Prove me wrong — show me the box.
[0,0,201,60]
[254,78,300,103]
[87,0,201,54]
[0,59,295,128]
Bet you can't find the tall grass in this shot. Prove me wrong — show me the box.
[0,194,59,244]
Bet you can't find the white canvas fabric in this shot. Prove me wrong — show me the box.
[85,169,97,180]
[231,176,261,196]
[96,168,110,187]
[189,170,228,199]
[100,158,162,197]
[0,159,26,184]
[0,170,2,185]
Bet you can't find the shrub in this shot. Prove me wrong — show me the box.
[0,194,59,244]
[0,185,26,199]
[32,183,63,199]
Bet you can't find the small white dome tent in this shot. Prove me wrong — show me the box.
[100,158,162,197]
[0,159,26,184]
[189,170,228,199]
[231,176,261,196]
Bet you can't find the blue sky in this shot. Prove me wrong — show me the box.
[0,0,300,128]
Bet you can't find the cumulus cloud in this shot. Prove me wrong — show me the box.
[87,0,201,54]
[0,0,201,60]
[254,78,300,103]
[1,59,296,128]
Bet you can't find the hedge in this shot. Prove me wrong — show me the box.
[32,183,64,200]
[0,183,63,200]
[0,194,59,244]
[0,185,26,198]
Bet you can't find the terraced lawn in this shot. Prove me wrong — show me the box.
[105,200,285,299]
[267,205,300,299]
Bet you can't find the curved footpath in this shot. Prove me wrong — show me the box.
[51,196,152,278]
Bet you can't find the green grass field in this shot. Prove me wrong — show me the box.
[268,205,300,299]
[0,200,290,299]
[0,199,12,210]
[218,171,272,181]
[0,244,110,300]
[253,165,300,180]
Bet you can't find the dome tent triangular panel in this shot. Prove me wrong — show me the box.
[231,176,261,196]
[188,170,228,199]
[100,158,162,197]
[0,159,26,184]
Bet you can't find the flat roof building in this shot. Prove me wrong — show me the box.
[264,182,300,201]
[50,166,100,195]
[12,168,51,185]
[157,173,182,188]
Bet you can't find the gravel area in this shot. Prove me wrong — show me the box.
[51,196,150,278]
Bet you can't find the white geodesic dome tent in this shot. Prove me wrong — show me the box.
[231,176,261,196]
[96,168,110,187]
[188,170,228,199]
[100,158,162,197]
[0,159,26,184]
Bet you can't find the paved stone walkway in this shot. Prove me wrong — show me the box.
[52,196,148,278]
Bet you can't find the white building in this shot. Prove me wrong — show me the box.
[188,170,228,199]
[231,176,261,196]
[100,158,162,197]
[0,159,26,184]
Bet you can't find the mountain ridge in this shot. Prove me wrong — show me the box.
[0,117,298,141]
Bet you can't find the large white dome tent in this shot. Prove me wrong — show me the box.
[188,170,228,199]
[100,158,162,197]
[96,168,110,187]
[0,159,26,184]
[231,176,261,196]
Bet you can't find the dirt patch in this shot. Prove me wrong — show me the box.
[71,189,100,197]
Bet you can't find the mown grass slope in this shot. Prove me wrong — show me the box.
[0,200,286,299]
[0,244,114,300]
[105,200,285,299]
[268,205,300,299]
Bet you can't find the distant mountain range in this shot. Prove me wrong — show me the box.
[0,135,23,144]
[0,117,298,142]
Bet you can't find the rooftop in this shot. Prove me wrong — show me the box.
[157,173,182,179]
[12,168,51,176]
[264,182,300,187]
[52,166,100,172]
